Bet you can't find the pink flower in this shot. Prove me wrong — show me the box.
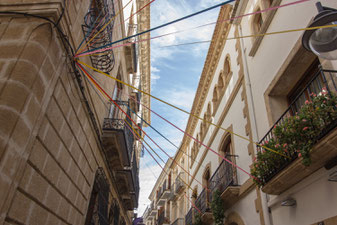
[264,140,269,145]
[302,119,307,122]
[323,100,326,104]
[283,143,288,148]
[284,149,288,153]
[274,125,277,129]
[305,100,310,104]
[298,153,302,157]
[275,144,280,148]
[253,157,256,161]
[303,127,309,131]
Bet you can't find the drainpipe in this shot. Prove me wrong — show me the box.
[238,24,273,225]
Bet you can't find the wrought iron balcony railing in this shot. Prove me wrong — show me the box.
[175,172,185,194]
[257,68,337,184]
[185,208,193,225]
[157,211,166,225]
[82,0,116,73]
[195,189,209,214]
[209,159,238,200]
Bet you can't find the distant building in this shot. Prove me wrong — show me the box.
[143,1,337,225]
[0,0,150,224]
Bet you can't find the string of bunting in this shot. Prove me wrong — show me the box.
[76,59,288,159]
[75,0,313,57]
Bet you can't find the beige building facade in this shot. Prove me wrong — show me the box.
[143,1,337,225]
[0,0,150,224]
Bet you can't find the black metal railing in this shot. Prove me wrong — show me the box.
[258,68,337,183]
[172,218,184,225]
[82,0,116,73]
[185,208,193,225]
[195,189,209,214]
[209,159,237,200]
[175,172,185,194]
[158,211,165,225]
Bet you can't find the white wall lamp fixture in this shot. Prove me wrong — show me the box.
[328,170,337,182]
[302,2,337,60]
[281,198,297,207]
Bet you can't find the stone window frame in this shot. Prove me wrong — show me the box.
[263,37,319,126]
[249,0,282,56]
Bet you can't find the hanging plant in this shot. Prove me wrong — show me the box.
[211,189,225,225]
[251,89,337,187]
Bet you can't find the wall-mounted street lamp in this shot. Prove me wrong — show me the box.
[302,2,337,60]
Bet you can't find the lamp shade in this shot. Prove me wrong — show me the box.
[302,2,337,60]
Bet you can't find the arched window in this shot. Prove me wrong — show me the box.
[224,56,231,76]
[218,70,225,92]
[207,103,212,121]
[202,167,211,209]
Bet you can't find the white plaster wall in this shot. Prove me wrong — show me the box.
[229,190,261,225]
[186,20,261,223]
[268,167,337,225]
[238,0,337,224]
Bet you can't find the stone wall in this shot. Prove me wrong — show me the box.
[0,0,133,224]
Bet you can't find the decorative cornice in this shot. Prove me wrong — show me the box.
[182,5,233,148]
[136,0,151,126]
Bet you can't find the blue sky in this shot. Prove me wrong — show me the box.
[136,0,224,216]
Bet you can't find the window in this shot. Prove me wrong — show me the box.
[287,59,321,114]
[108,71,123,118]
[252,8,263,35]
[85,168,110,225]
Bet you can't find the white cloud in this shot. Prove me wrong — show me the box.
[137,158,163,216]
[150,0,220,62]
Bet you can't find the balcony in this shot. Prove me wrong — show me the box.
[168,184,176,201]
[195,189,212,223]
[185,208,193,225]
[209,160,239,209]
[171,218,184,225]
[254,68,337,195]
[102,102,134,170]
[158,210,169,225]
[81,0,116,73]
[122,151,139,209]
[157,180,170,206]
[149,202,158,217]
[175,172,185,194]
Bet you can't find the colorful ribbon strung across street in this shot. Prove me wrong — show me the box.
[76,61,258,183]
[84,66,209,173]
[125,121,207,214]
[77,0,236,56]
[76,60,288,160]
[77,63,239,192]
[161,24,337,48]
[75,0,312,57]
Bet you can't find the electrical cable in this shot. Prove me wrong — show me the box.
[76,62,257,186]
[76,59,288,159]
[160,23,337,48]
[75,0,312,57]
[77,0,235,56]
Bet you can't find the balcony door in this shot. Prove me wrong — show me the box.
[287,59,321,115]
[202,168,211,211]
[109,72,123,119]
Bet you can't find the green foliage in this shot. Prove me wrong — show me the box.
[193,212,203,225]
[211,190,225,225]
[251,89,337,187]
